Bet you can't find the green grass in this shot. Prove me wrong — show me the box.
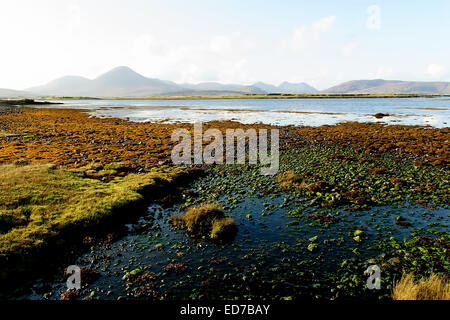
[0,131,22,138]
[0,163,188,260]
[0,131,34,139]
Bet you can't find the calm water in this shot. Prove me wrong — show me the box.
[22,171,449,300]
[41,98,449,127]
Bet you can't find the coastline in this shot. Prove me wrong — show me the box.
[0,107,447,168]
[39,93,450,101]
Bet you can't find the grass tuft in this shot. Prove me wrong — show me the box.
[171,203,237,241]
[392,273,450,300]
[184,204,224,235]
[210,217,238,241]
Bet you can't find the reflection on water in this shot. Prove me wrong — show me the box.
[39,98,449,127]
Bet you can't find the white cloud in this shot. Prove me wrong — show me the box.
[292,26,308,52]
[216,58,249,84]
[426,64,448,79]
[366,5,381,30]
[67,3,81,33]
[340,41,358,57]
[369,66,393,79]
[210,36,232,54]
[292,15,336,52]
[312,15,336,35]
[130,33,249,84]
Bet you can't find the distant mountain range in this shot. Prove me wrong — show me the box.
[24,66,317,97]
[27,67,183,97]
[323,79,450,94]
[0,88,33,98]
[253,81,317,94]
[1,66,449,98]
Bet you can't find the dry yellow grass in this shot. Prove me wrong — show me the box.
[183,203,225,235]
[392,273,450,300]
[210,217,237,241]
[171,203,237,240]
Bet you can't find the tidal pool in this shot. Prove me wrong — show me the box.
[22,154,449,301]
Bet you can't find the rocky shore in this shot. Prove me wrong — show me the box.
[0,108,448,169]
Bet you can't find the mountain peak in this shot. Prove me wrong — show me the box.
[93,66,158,89]
[114,65,133,70]
[106,66,137,74]
[95,66,143,80]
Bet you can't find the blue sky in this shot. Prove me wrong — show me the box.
[0,0,449,89]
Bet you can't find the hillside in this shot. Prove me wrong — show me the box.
[0,88,34,98]
[323,79,450,94]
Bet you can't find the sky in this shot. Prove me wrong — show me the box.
[0,0,449,90]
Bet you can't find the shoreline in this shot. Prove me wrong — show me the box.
[0,99,62,106]
[38,93,450,100]
[0,107,447,169]
[19,97,449,128]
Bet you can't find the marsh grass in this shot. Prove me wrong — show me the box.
[392,273,450,300]
[184,204,225,235]
[0,163,188,266]
[171,203,237,241]
[210,217,238,241]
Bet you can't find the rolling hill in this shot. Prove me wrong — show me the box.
[0,88,34,98]
[323,79,450,94]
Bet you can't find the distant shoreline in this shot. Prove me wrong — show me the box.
[34,93,450,101]
[0,99,62,106]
